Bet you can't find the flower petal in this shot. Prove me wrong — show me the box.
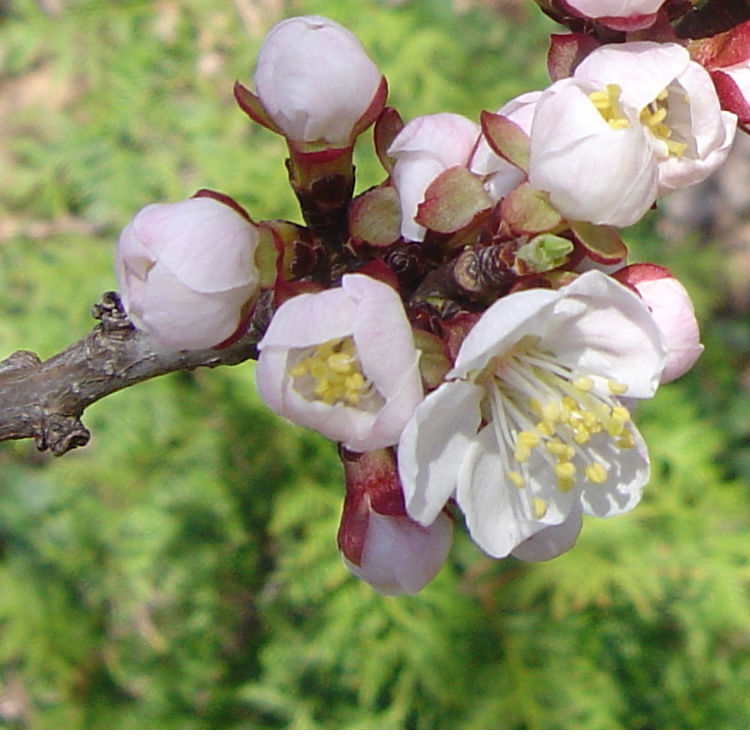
[511,504,583,562]
[399,380,484,526]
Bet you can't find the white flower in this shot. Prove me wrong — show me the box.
[253,15,384,146]
[388,113,481,242]
[398,270,667,560]
[528,76,658,226]
[115,196,260,351]
[614,264,703,383]
[529,42,737,225]
[256,274,423,452]
[574,42,737,194]
[470,91,541,203]
[343,506,453,596]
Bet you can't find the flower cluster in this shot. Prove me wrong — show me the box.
[114,5,746,595]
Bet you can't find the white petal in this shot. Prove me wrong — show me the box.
[456,425,550,558]
[579,420,650,517]
[257,288,357,350]
[542,271,666,398]
[511,505,583,562]
[574,42,690,111]
[139,261,250,349]
[529,78,658,226]
[134,198,258,292]
[399,381,484,526]
[449,288,559,378]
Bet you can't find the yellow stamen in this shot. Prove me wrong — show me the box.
[532,497,548,519]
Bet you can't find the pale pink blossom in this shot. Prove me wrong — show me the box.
[253,15,384,146]
[528,76,658,226]
[388,113,481,241]
[116,196,260,351]
[256,274,423,452]
[399,270,666,560]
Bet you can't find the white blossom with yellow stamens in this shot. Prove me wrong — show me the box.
[256,274,423,453]
[573,42,737,195]
[398,270,667,560]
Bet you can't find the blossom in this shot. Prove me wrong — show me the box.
[470,91,541,203]
[256,274,423,452]
[252,15,385,147]
[573,42,737,194]
[528,76,658,226]
[398,270,666,560]
[528,42,737,225]
[388,113,481,241]
[115,196,261,351]
[614,264,703,383]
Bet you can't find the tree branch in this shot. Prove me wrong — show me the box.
[0,290,272,456]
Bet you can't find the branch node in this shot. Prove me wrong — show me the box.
[36,415,91,456]
[92,291,134,332]
[0,350,42,376]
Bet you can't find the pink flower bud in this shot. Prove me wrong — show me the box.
[712,64,750,126]
[614,264,703,383]
[253,15,385,147]
[337,446,452,596]
[115,196,261,350]
[344,508,453,596]
[388,113,481,241]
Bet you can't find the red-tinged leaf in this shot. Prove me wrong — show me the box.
[412,329,452,390]
[349,186,402,247]
[500,182,562,235]
[479,111,530,172]
[569,220,628,264]
[612,262,673,289]
[416,167,492,234]
[547,33,600,81]
[354,259,401,293]
[232,80,282,134]
[374,106,404,175]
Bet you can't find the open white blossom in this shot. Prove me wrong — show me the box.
[398,271,667,560]
[256,274,423,452]
[529,42,737,225]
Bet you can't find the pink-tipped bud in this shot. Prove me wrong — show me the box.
[252,15,386,148]
[614,264,703,383]
[338,448,452,596]
[115,195,260,351]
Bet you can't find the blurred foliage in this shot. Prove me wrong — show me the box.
[0,0,747,728]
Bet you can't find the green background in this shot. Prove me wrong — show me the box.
[0,0,747,728]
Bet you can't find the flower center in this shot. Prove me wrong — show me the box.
[478,337,637,519]
[288,336,382,409]
[589,84,630,130]
[639,88,687,157]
